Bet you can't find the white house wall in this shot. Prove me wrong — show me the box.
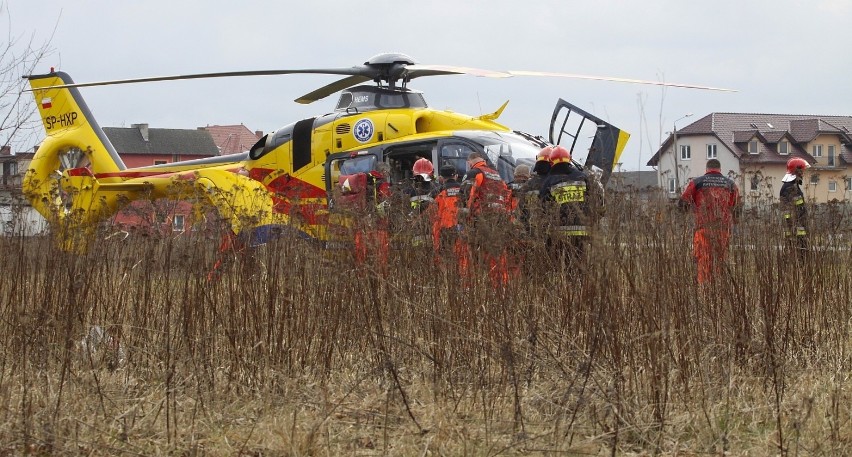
[0,204,48,237]
[657,134,741,197]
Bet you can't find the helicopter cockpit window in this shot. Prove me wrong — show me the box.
[379,94,406,109]
[336,93,354,110]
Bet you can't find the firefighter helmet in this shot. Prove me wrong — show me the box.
[786,157,810,174]
[536,146,553,162]
[550,146,572,165]
[412,158,434,180]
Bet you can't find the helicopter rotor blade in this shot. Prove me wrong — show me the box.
[507,70,737,92]
[28,68,376,90]
[294,75,372,104]
[407,64,512,79]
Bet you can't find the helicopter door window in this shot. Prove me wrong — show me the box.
[440,143,475,177]
[339,155,378,175]
[384,143,438,185]
[328,154,379,208]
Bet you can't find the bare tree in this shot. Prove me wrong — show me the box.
[0,1,56,152]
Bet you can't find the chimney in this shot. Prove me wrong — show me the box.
[255,130,263,138]
[0,145,10,156]
[132,123,149,142]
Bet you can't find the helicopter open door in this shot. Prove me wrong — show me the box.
[549,99,630,186]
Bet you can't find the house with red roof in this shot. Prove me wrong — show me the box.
[647,113,852,204]
[202,124,263,156]
[103,124,220,233]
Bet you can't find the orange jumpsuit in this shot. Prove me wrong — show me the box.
[680,170,740,284]
[430,179,463,265]
[460,161,514,286]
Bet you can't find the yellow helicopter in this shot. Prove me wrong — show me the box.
[23,53,732,249]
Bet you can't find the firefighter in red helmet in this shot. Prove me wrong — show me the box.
[513,146,553,238]
[780,157,811,258]
[539,146,597,263]
[680,159,741,284]
[409,157,437,212]
[404,157,438,247]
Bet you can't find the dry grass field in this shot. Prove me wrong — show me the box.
[0,194,850,455]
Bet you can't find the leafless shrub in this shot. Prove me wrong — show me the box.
[0,192,850,454]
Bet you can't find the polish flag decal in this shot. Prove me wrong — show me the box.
[41,97,52,109]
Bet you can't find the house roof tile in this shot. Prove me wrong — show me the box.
[202,124,263,155]
[648,113,852,167]
[104,126,219,156]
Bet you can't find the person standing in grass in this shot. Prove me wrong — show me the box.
[429,164,463,266]
[780,157,811,259]
[679,158,741,284]
[538,146,597,264]
[459,151,513,285]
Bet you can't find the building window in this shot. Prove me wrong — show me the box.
[154,160,168,165]
[828,145,836,166]
[667,177,676,193]
[173,214,185,232]
[778,140,789,155]
[828,181,837,192]
[2,162,17,176]
[812,144,823,157]
[748,140,759,154]
[706,144,717,159]
[680,145,691,160]
[810,174,820,185]
[846,177,852,191]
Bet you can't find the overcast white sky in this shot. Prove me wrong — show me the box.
[7,0,851,170]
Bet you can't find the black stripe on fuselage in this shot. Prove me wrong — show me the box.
[292,118,315,171]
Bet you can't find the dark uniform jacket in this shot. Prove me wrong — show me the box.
[539,162,594,236]
[780,178,807,235]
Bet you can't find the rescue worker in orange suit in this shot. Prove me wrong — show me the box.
[429,164,463,266]
[780,157,811,259]
[539,146,597,264]
[679,158,741,284]
[459,151,514,285]
[339,163,392,268]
